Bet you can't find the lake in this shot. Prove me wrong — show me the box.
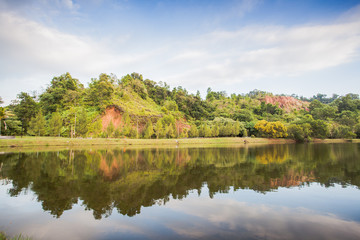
[1,143,360,240]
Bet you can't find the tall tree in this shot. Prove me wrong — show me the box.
[121,112,132,137]
[76,108,88,137]
[11,92,38,134]
[155,120,164,139]
[48,112,62,136]
[143,118,154,139]
[28,111,46,136]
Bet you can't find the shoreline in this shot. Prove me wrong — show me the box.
[0,137,359,152]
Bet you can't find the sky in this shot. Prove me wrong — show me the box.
[1,0,360,105]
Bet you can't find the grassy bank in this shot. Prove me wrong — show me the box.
[0,136,294,149]
[0,136,358,150]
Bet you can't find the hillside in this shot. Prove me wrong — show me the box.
[2,72,360,141]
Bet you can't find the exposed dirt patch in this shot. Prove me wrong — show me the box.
[101,106,191,134]
[176,119,191,135]
[261,95,309,112]
[101,107,124,131]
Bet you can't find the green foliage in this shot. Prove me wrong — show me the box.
[121,112,132,137]
[76,108,88,137]
[144,80,171,105]
[130,77,148,100]
[165,123,176,138]
[143,118,154,139]
[254,102,283,116]
[233,109,254,122]
[48,111,62,136]
[206,88,227,101]
[311,105,337,120]
[11,92,38,133]
[155,120,165,139]
[310,93,339,104]
[172,86,214,120]
[1,117,22,136]
[287,124,311,142]
[6,71,360,140]
[28,111,46,136]
[87,118,102,137]
[180,128,188,138]
[106,121,115,138]
[129,127,138,138]
[310,119,329,139]
[211,123,220,137]
[336,110,357,127]
[39,72,83,115]
[188,124,199,138]
[354,123,360,139]
[212,117,245,137]
[114,127,122,138]
[163,100,178,111]
[334,94,360,112]
[329,123,356,139]
[309,99,323,112]
[86,74,115,111]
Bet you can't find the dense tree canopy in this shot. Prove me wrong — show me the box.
[40,72,83,115]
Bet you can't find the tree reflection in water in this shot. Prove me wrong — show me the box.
[0,143,359,219]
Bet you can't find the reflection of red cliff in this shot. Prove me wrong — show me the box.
[262,96,309,112]
[270,173,314,188]
[99,155,120,180]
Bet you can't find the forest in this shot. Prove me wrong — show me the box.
[1,72,360,142]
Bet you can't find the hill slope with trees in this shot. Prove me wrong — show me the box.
[1,72,360,142]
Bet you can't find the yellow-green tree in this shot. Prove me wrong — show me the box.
[188,124,199,138]
[254,120,287,138]
[143,118,154,139]
[155,120,164,139]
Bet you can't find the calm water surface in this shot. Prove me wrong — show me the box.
[1,143,360,239]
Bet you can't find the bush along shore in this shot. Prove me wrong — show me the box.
[1,72,360,142]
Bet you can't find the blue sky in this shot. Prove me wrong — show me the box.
[1,0,360,105]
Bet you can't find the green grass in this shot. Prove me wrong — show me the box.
[0,136,358,153]
[0,232,32,240]
[0,136,287,149]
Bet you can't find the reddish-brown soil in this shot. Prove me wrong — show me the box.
[262,95,309,112]
[101,107,124,131]
[101,106,191,134]
[175,119,191,134]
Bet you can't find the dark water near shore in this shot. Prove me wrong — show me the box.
[1,143,360,239]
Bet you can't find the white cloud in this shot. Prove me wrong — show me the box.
[1,4,360,104]
[158,16,360,91]
[0,11,148,103]
[164,197,360,239]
